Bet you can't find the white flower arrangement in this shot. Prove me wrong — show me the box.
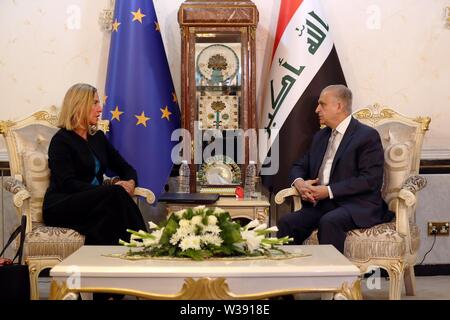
[120,206,292,260]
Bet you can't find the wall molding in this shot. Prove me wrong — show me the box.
[415,264,450,276]
[376,265,450,278]
[1,148,450,165]
[0,149,8,162]
[421,148,450,160]
[420,149,450,174]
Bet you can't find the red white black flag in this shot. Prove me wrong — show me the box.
[259,0,346,192]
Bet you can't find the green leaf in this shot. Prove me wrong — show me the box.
[178,249,210,261]
[159,219,179,245]
[158,219,169,228]
[168,246,176,256]
[220,222,242,245]
[212,244,240,256]
[126,229,155,239]
[185,208,194,220]
[217,212,231,224]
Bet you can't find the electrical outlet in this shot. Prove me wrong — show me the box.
[428,222,449,236]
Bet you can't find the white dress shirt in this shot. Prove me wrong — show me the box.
[292,115,352,199]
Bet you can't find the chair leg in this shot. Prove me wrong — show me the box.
[404,265,416,296]
[28,263,40,300]
[386,262,405,300]
[26,258,62,300]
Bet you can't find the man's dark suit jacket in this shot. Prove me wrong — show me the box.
[289,117,392,228]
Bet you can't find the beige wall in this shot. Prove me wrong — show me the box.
[417,175,450,264]
[0,0,110,120]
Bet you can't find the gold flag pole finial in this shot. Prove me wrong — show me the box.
[99,0,116,32]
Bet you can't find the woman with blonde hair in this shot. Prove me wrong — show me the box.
[43,83,146,245]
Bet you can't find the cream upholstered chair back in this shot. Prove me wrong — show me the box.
[0,107,110,228]
[353,104,430,217]
[350,105,430,300]
[0,108,150,300]
[0,107,82,300]
[275,104,430,300]
[1,107,58,228]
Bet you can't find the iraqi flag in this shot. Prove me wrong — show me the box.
[259,0,346,193]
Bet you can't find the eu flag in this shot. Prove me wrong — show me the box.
[104,0,180,199]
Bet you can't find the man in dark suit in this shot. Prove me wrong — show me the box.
[277,85,393,253]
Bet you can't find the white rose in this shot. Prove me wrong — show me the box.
[179,219,190,228]
[191,215,203,226]
[175,209,187,219]
[213,207,226,214]
[207,215,218,226]
[194,205,206,211]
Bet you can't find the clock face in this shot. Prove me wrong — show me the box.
[196,44,240,85]
[205,163,233,185]
[198,155,241,186]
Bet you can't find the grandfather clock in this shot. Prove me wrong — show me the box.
[178,0,259,193]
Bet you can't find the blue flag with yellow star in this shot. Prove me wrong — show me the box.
[104,0,180,199]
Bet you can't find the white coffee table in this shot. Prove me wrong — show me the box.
[50,245,361,300]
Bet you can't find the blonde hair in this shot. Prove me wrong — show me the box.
[58,83,98,134]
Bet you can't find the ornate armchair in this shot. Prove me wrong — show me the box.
[275,104,430,300]
[0,107,155,300]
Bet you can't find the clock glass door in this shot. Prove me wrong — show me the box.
[194,32,244,189]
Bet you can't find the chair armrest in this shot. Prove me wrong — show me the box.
[3,177,31,208]
[402,175,427,193]
[393,175,426,253]
[102,177,155,204]
[275,187,302,211]
[398,175,427,207]
[134,187,155,205]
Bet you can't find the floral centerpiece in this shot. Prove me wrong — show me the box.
[119,206,292,261]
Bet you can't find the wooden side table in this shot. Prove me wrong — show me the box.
[165,196,270,224]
